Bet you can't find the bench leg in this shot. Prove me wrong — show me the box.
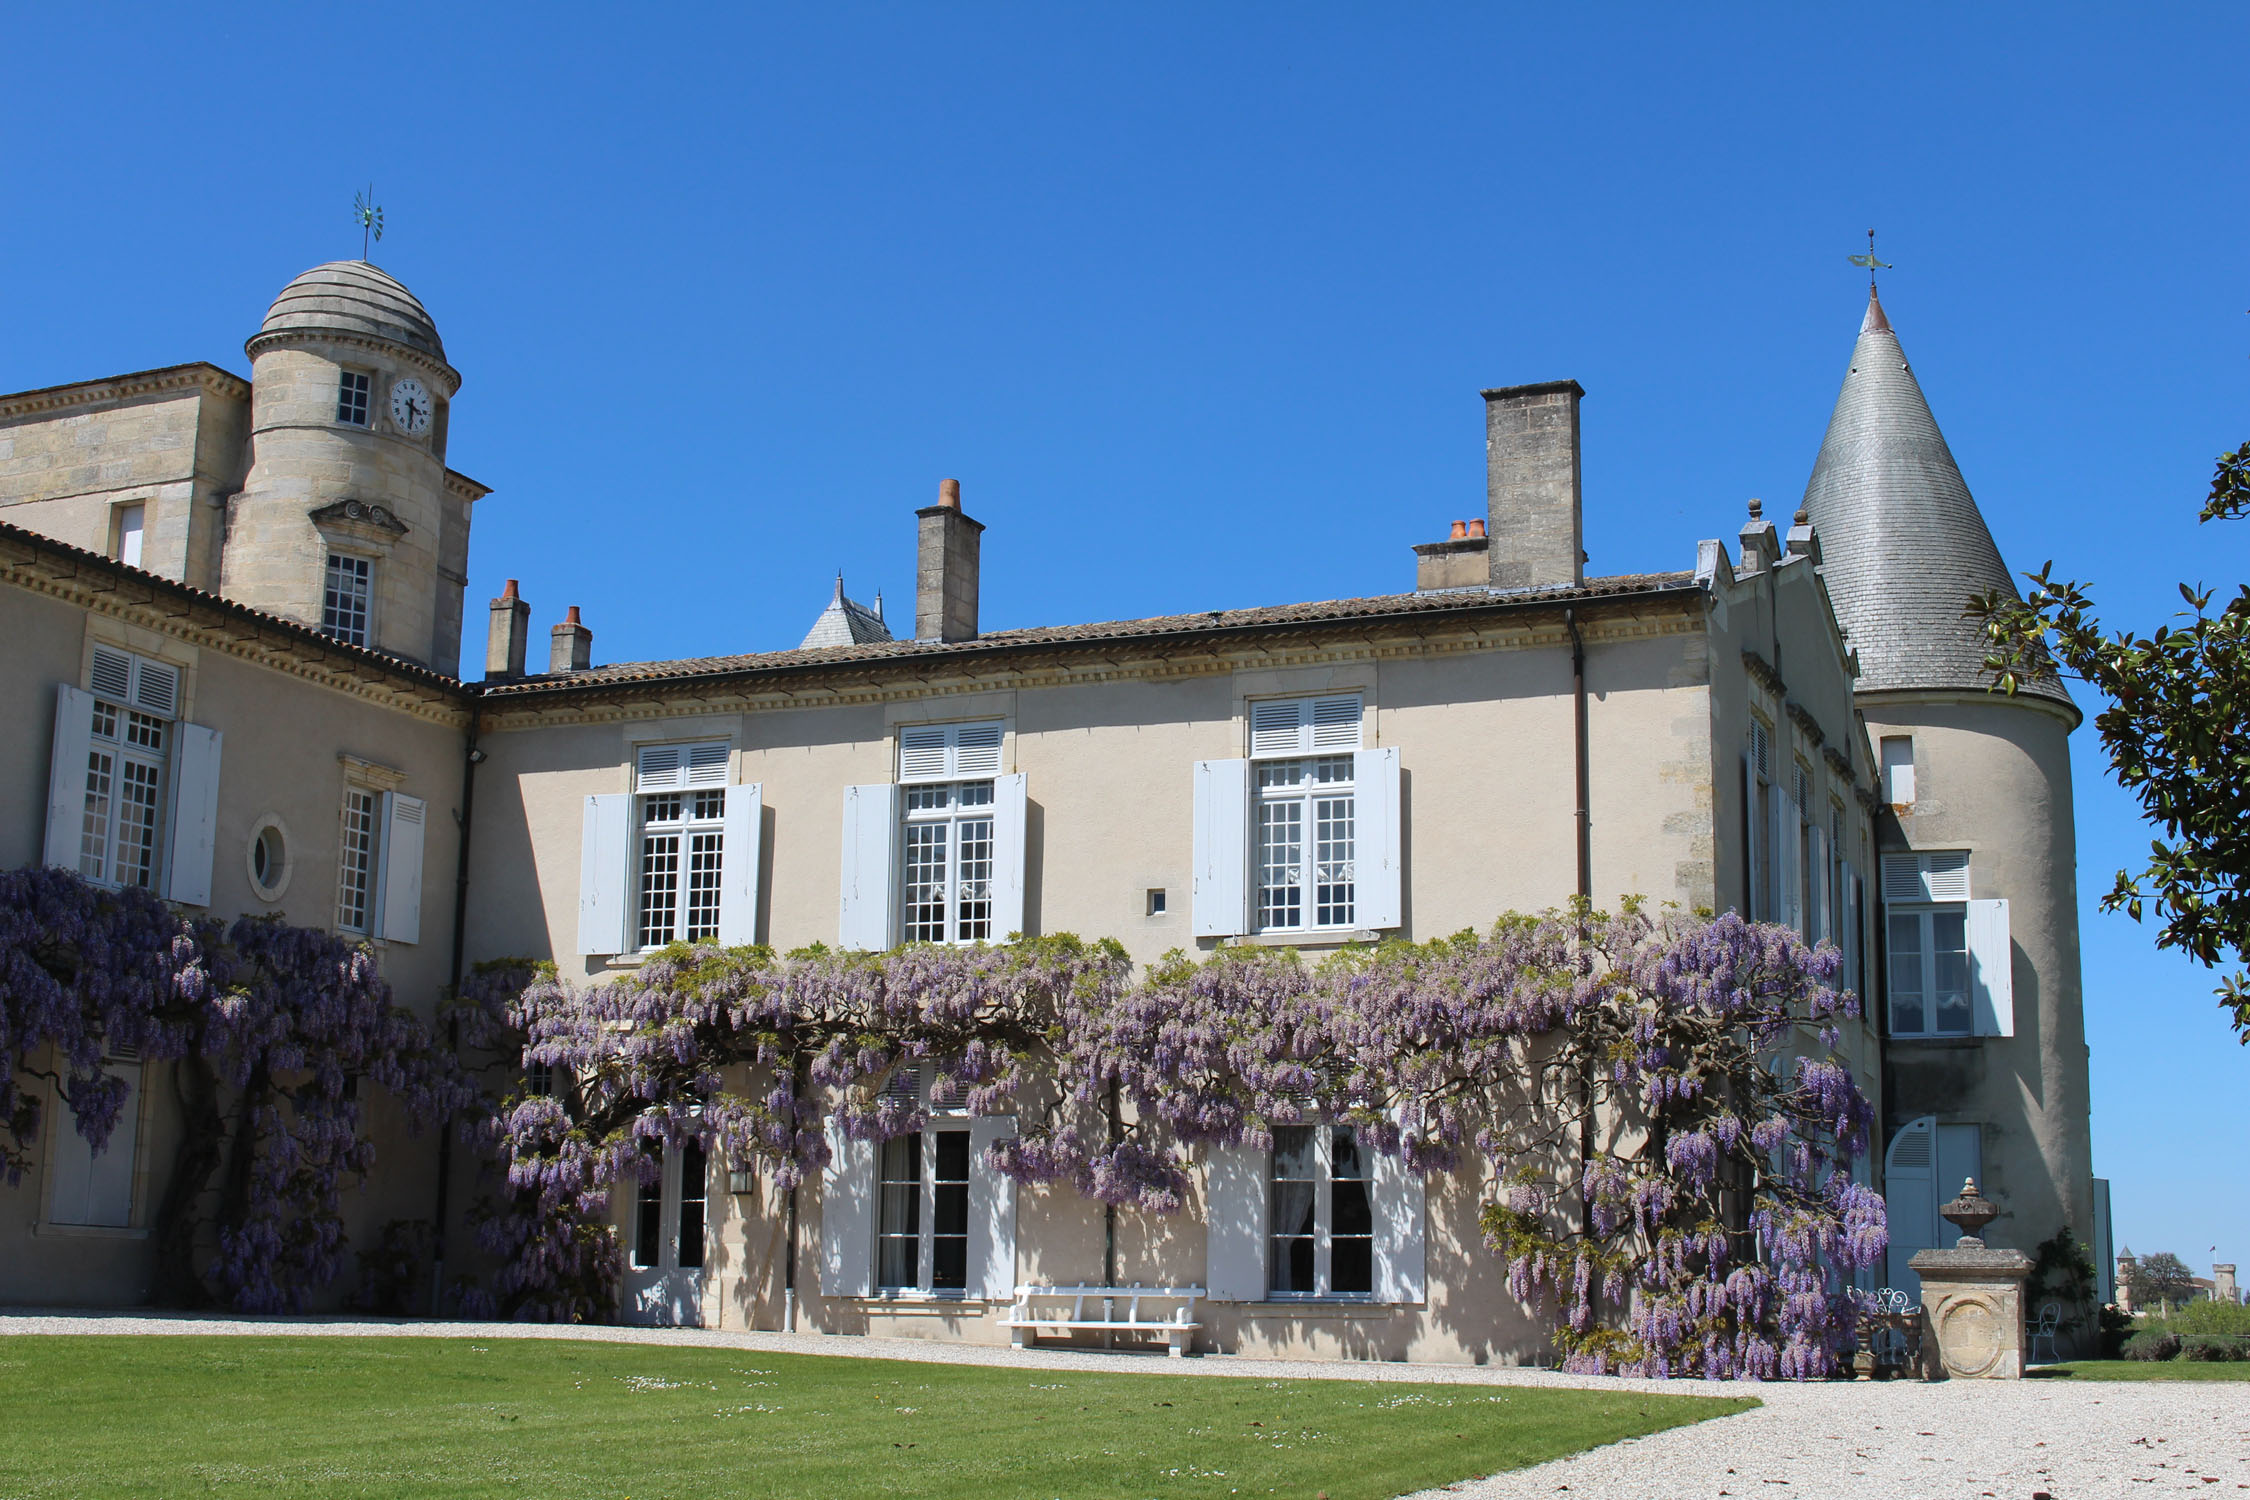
[1168,1330,1187,1358]
[1012,1328,1028,1350]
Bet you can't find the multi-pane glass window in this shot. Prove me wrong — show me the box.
[79,699,166,890]
[322,554,372,646]
[336,788,379,933]
[1269,1124,1373,1297]
[901,780,994,944]
[1255,757,1355,931]
[337,370,371,426]
[876,1129,971,1292]
[630,1142,707,1272]
[1884,851,1973,1036]
[638,788,725,948]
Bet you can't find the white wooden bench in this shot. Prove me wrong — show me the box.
[1004,1284,1203,1357]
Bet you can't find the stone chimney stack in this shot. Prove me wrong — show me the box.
[486,578,531,679]
[916,477,983,642]
[550,605,592,673]
[1482,380,1585,591]
[1413,518,1490,592]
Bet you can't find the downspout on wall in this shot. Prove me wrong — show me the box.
[430,718,481,1313]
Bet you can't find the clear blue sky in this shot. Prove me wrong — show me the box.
[6,4,2244,1278]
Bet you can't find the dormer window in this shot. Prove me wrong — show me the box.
[322,554,372,647]
[337,370,371,427]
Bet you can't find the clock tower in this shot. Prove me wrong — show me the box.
[220,261,483,674]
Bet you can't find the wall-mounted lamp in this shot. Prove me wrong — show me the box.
[727,1161,757,1199]
[466,747,489,764]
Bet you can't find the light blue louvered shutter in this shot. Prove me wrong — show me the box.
[1370,1140,1426,1304]
[1883,1115,1937,1300]
[989,772,1027,941]
[164,723,222,907]
[577,793,633,955]
[967,1115,1018,1299]
[378,792,425,944]
[44,685,96,871]
[1740,750,1760,921]
[1353,746,1401,931]
[717,783,763,946]
[1203,1143,1268,1302]
[838,783,901,951]
[1192,759,1250,938]
[1967,898,2014,1037]
[820,1118,876,1299]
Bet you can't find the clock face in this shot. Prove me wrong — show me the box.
[389,377,432,436]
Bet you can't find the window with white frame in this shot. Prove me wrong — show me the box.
[1269,1123,1373,1297]
[633,1140,707,1272]
[337,370,371,427]
[897,722,1004,946]
[322,554,372,647]
[1250,696,1362,933]
[1880,736,1916,805]
[336,786,380,933]
[877,1127,972,1293]
[1884,851,1973,1036]
[76,647,177,891]
[635,742,730,949]
[114,503,145,568]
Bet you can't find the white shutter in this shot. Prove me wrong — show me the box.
[684,742,729,787]
[989,771,1027,941]
[838,783,901,951]
[1191,759,1251,938]
[88,646,132,703]
[158,724,222,906]
[1924,851,1971,901]
[967,1116,1018,1300]
[1352,746,1401,931]
[953,723,1004,778]
[897,722,1005,784]
[44,685,96,871]
[1967,898,2014,1037]
[576,793,633,955]
[1807,822,1828,946]
[1309,695,1363,750]
[717,783,762,946]
[130,659,178,718]
[1741,750,1760,921]
[1249,698,1306,757]
[48,1061,140,1228]
[1250,695,1363,758]
[1370,1143,1426,1304]
[1883,1115,1937,1299]
[1778,786,1802,934]
[635,744,682,792]
[819,1118,876,1299]
[898,727,950,783]
[379,792,425,944]
[1203,1143,1268,1301]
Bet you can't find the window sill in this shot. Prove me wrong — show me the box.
[1227,929,1387,951]
[33,1223,149,1240]
[1229,1299,1399,1317]
[1886,1034,1981,1046]
[848,1294,992,1314]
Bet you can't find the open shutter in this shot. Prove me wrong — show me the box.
[577,793,632,955]
[44,685,95,871]
[379,792,425,944]
[1740,751,1761,921]
[838,783,901,951]
[1967,898,2014,1037]
[1883,1115,1937,1299]
[967,1116,1019,1299]
[1806,822,1828,946]
[1370,1144,1427,1304]
[1203,1143,1267,1301]
[1191,759,1250,939]
[48,1061,140,1228]
[990,772,1028,941]
[1777,786,1802,934]
[819,1118,875,1299]
[164,723,222,906]
[1353,746,1402,931]
[717,783,762,946]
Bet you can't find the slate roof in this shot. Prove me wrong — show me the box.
[482,570,1701,700]
[798,575,894,649]
[254,261,449,368]
[1800,290,2073,711]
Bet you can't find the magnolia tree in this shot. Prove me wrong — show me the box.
[473,904,1883,1376]
[0,865,468,1311]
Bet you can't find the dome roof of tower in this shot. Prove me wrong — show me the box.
[1801,289,2072,712]
[255,261,446,363]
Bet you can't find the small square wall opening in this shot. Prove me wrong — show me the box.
[1146,888,1167,917]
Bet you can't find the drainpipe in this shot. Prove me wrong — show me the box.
[1565,608,1596,1259]
[430,719,482,1315]
[1103,1078,1121,1287]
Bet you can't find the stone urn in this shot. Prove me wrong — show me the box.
[1909,1177,2034,1379]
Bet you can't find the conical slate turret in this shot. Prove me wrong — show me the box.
[1802,290,2071,710]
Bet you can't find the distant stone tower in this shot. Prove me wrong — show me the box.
[1803,288,2094,1281]
[221,262,481,674]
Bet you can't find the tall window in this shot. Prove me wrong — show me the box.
[114,503,144,568]
[877,1129,971,1293]
[896,721,1004,946]
[1747,719,1773,921]
[1269,1124,1372,1298]
[322,554,372,647]
[77,647,176,891]
[337,787,379,933]
[1885,851,1972,1036]
[633,1142,708,1271]
[337,370,371,426]
[1249,695,1362,934]
[635,741,730,949]
[1880,736,1916,805]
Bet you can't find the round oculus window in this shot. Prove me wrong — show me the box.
[246,816,292,901]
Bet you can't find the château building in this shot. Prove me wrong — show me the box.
[0,259,2103,1356]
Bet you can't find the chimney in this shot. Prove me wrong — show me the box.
[915,477,983,642]
[1738,498,1778,575]
[485,578,531,679]
[1482,380,1585,591]
[1412,518,1491,592]
[550,605,592,673]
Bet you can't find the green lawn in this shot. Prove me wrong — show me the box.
[0,1336,1747,1500]
[2034,1359,2250,1382]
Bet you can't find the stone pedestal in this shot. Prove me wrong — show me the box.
[1910,1246,2033,1378]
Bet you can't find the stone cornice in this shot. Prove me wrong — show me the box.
[0,362,249,421]
[242,328,462,396]
[444,469,493,503]
[0,521,471,728]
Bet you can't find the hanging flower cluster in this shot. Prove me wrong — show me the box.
[471,902,1884,1376]
[0,865,471,1312]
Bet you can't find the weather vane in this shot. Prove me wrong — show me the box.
[1847,228,1892,290]
[353,187,384,261]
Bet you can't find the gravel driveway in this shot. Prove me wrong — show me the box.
[3,1309,2242,1498]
